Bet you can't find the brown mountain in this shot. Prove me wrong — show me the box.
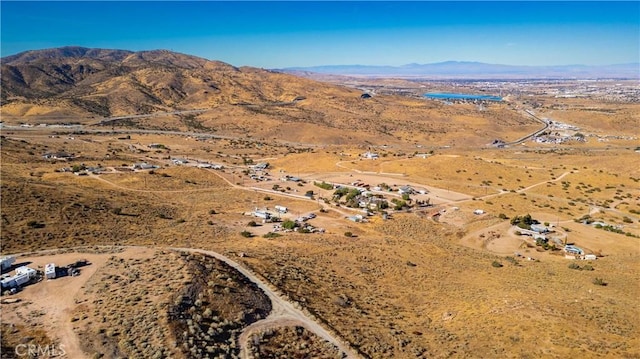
[1,46,270,116]
[0,47,537,145]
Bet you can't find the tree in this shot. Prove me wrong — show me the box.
[333,187,349,199]
[282,220,296,230]
[314,181,334,190]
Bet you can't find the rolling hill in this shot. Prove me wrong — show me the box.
[1,47,540,146]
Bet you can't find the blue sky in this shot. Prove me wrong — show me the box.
[1,1,638,68]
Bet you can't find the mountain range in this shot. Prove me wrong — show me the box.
[280,61,640,79]
[0,46,563,145]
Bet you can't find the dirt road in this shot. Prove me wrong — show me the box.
[3,246,358,359]
[170,247,358,358]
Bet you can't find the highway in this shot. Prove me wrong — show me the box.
[505,109,550,146]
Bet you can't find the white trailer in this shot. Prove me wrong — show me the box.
[1,277,16,289]
[1,266,36,289]
[274,205,288,213]
[1,256,16,271]
[254,211,271,219]
[13,273,32,287]
[45,263,56,279]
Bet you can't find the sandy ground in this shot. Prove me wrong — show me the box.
[1,247,155,358]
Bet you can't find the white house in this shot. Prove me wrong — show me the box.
[530,224,550,233]
[172,158,189,165]
[253,210,271,220]
[362,152,379,159]
[253,162,270,170]
[42,152,74,161]
[133,163,159,170]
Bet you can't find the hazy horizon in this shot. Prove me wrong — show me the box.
[2,1,638,68]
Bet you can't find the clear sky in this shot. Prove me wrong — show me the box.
[1,1,638,68]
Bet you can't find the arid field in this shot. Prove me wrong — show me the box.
[1,49,639,359]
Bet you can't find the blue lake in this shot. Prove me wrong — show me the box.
[424,93,502,101]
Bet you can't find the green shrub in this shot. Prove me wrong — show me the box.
[344,231,353,237]
[314,181,334,190]
[248,221,257,227]
[282,220,296,230]
[240,230,253,238]
[492,261,503,268]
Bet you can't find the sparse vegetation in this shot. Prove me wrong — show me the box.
[592,277,608,286]
[262,232,282,239]
[1,61,639,359]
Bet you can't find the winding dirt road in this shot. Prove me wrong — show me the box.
[5,245,359,359]
[171,247,358,358]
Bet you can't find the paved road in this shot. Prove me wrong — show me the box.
[505,109,550,146]
[94,109,210,126]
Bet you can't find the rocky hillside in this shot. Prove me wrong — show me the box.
[0,47,539,145]
[1,46,319,116]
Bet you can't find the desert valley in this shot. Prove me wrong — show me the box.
[1,47,639,358]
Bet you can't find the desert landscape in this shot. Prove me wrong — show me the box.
[1,47,639,358]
